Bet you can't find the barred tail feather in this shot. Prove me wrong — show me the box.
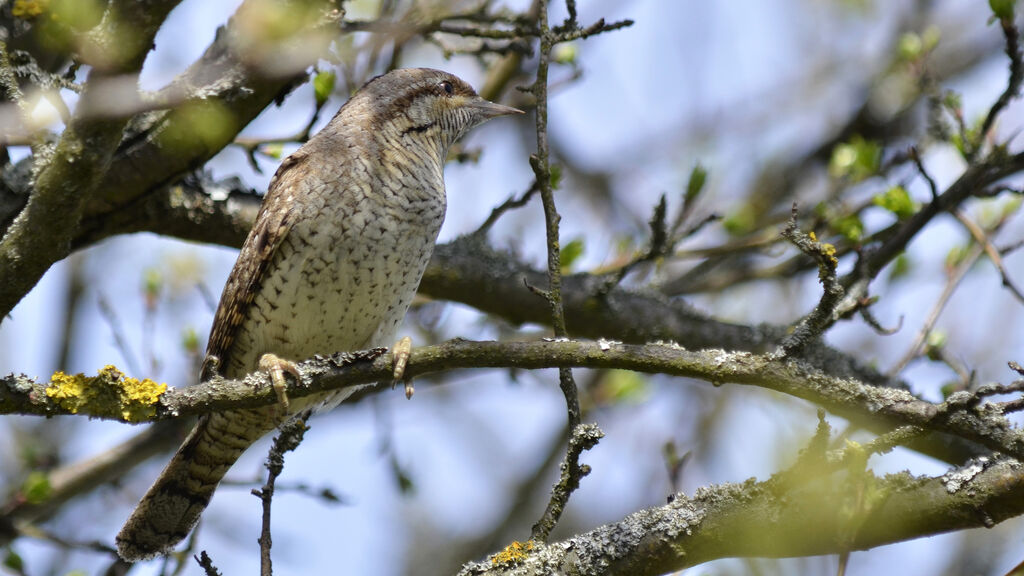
[116,409,273,561]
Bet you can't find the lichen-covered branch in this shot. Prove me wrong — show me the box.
[776,204,846,357]
[529,423,603,542]
[459,456,1024,576]
[4,339,1024,460]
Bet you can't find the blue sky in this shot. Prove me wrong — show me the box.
[3,1,1024,575]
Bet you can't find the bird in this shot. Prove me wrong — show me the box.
[116,68,521,561]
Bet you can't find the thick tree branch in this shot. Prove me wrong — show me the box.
[459,456,1024,576]
[79,0,342,219]
[0,0,182,317]
[73,173,263,250]
[4,340,1023,460]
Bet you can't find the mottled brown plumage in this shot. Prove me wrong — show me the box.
[116,68,520,561]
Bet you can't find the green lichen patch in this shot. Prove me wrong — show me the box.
[46,365,167,422]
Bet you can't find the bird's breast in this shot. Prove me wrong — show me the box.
[225,178,446,378]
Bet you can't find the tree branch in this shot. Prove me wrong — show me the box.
[460,456,1024,576]
[0,0,183,317]
[4,340,1024,460]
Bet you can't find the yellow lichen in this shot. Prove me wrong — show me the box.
[491,540,534,565]
[821,241,838,266]
[46,365,167,422]
[12,0,46,18]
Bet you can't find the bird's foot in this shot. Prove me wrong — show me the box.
[259,353,301,417]
[390,336,415,399]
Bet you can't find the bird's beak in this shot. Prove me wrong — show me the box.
[468,98,524,119]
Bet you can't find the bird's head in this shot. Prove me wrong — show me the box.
[352,68,522,155]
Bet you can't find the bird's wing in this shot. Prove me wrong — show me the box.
[200,150,309,381]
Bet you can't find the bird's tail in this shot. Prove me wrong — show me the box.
[116,408,274,561]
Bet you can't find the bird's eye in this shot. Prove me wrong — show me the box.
[439,80,454,95]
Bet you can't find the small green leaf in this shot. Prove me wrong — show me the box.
[164,100,235,153]
[182,327,200,355]
[898,32,923,60]
[990,0,1014,20]
[312,70,336,107]
[945,244,970,271]
[600,370,649,404]
[925,331,947,361]
[888,253,911,281]
[722,204,756,236]
[939,381,959,399]
[262,142,285,160]
[21,471,50,504]
[560,238,585,271]
[684,163,707,205]
[552,43,578,65]
[832,214,864,242]
[921,26,941,52]
[897,27,940,61]
[968,115,985,141]
[1002,196,1022,217]
[549,164,563,190]
[943,90,962,111]
[951,132,966,157]
[829,136,881,182]
[143,268,162,301]
[872,186,917,220]
[3,549,24,573]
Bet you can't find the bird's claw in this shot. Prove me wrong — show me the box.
[259,353,301,416]
[391,336,415,399]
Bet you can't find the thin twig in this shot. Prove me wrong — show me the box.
[910,146,939,200]
[221,478,348,504]
[194,551,223,576]
[775,204,846,357]
[530,423,603,542]
[528,0,581,432]
[889,241,983,376]
[254,413,311,576]
[859,305,902,336]
[473,180,540,235]
[846,147,1024,290]
[974,14,1024,160]
[670,231,783,260]
[952,208,1024,305]
[232,70,333,174]
[519,0,632,545]
[599,195,669,291]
